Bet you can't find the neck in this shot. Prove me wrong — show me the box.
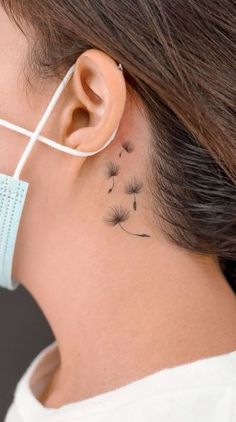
[32,229,236,408]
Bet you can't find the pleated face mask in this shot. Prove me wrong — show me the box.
[0,61,123,291]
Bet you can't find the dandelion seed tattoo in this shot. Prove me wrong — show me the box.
[125,177,143,210]
[103,205,151,238]
[119,141,135,157]
[105,161,120,193]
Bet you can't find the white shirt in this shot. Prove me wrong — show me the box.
[4,341,236,422]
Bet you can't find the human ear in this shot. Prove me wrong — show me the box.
[61,48,126,155]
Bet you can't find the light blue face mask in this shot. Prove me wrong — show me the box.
[0,61,123,291]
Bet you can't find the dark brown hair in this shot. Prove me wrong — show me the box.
[1,1,236,292]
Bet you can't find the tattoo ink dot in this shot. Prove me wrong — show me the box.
[105,161,120,193]
[103,205,151,238]
[119,141,135,157]
[125,177,143,210]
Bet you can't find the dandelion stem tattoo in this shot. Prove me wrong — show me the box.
[125,176,143,210]
[119,141,135,157]
[103,205,151,238]
[105,161,120,193]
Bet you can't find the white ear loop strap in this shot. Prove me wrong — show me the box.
[0,118,119,158]
[13,64,76,180]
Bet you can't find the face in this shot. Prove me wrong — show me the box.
[0,6,73,289]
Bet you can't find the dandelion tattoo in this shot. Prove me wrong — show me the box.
[105,161,120,193]
[119,141,135,157]
[103,205,151,238]
[125,176,143,210]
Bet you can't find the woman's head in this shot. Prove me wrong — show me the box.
[0,1,235,294]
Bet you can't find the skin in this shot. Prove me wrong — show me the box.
[1,6,236,409]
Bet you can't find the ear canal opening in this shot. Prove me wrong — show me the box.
[72,108,90,129]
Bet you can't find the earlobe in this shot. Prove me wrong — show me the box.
[62,49,126,155]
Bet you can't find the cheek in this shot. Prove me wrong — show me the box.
[0,73,33,176]
[0,129,29,176]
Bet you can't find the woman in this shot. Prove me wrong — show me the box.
[1,1,236,421]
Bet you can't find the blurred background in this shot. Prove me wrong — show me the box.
[0,286,54,420]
